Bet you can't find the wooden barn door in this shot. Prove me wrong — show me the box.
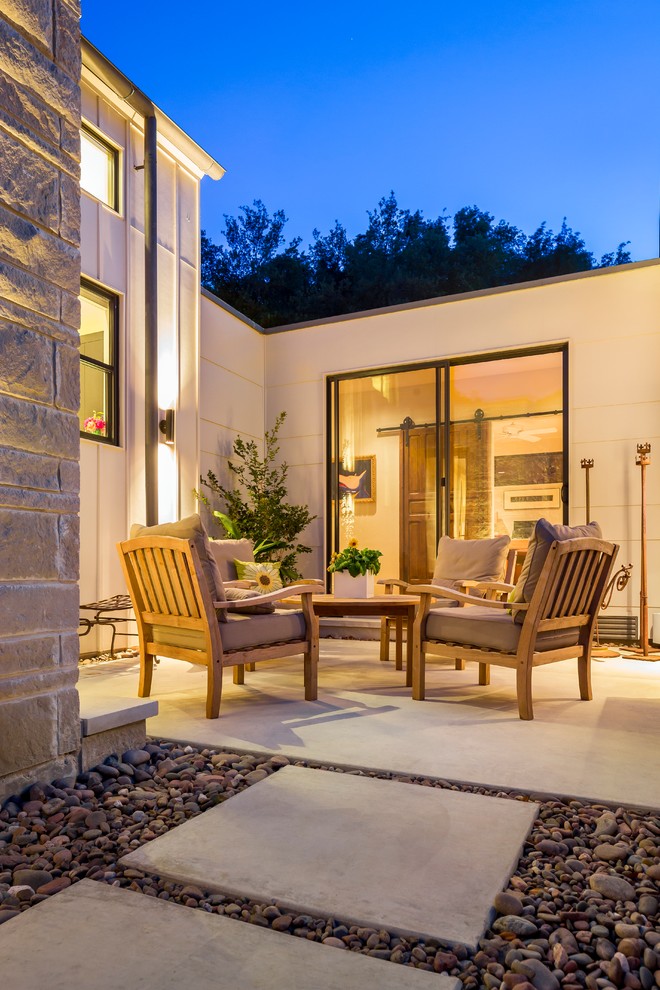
[400,426,436,583]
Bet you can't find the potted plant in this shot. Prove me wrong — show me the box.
[195,412,316,585]
[327,540,382,598]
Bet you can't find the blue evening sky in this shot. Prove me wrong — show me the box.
[81,1,659,262]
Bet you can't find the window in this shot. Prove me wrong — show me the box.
[328,347,566,583]
[80,124,119,211]
[79,281,119,444]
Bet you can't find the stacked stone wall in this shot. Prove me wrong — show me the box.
[0,0,81,800]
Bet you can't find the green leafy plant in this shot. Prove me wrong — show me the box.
[196,412,316,584]
[327,540,383,577]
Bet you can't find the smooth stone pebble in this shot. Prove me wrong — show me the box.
[594,842,632,861]
[594,813,619,837]
[492,915,538,937]
[123,750,151,765]
[494,891,524,916]
[511,958,561,990]
[11,869,52,890]
[638,894,658,916]
[589,874,636,901]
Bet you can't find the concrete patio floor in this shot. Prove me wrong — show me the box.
[78,638,660,810]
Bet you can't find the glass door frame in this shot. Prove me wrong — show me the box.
[326,343,568,583]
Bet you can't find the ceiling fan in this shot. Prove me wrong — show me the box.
[500,421,557,443]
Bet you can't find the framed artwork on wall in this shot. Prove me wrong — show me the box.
[339,455,376,502]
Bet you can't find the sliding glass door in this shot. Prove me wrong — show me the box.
[328,346,566,583]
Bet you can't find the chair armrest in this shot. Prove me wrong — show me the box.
[376,578,407,594]
[213,584,317,610]
[473,581,515,593]
[405,584,526,610]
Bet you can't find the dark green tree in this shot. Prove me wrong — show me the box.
[201,195,632,328]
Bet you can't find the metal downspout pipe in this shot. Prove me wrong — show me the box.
[143,114,159,524]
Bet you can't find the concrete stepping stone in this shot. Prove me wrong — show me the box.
[122,764,538,948]
[0,880,455,989]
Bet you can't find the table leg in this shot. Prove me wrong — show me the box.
[406,609,414,687]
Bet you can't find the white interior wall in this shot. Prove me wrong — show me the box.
[262,261,660,617]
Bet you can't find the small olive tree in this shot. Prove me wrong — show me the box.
[198,412,316,584]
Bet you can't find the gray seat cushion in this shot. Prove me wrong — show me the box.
[425,606,580,654]
[152,609,308,655]
[220,609,308,652]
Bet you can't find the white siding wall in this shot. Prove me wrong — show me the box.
[261,261,660,617]
[80,77,205,650]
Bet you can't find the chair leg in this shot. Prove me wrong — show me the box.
[379,617,390,661]
[206,656,222,719]
[138,653,154,698]
[304,640,318,701]
[478,662,490,686]
[394,618,403,671]
[411,632,425,701]
[577,652,593,701]
[454,658,466,671]
[233,665,245,685]
[516,664,533,720]
[246,663,256,672]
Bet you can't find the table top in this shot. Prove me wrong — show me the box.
[310,594,419,605]
[289,593,419,616]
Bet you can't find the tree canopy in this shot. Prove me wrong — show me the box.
[201,194,631,328]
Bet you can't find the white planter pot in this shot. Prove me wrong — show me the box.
[333,570,375,598]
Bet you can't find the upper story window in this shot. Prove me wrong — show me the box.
[80,123,120,211]
[79,280,119,444]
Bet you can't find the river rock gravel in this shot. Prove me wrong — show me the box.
[1,739,658,988]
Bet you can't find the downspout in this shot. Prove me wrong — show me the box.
[81,39,159,523]
[143,114,159,524]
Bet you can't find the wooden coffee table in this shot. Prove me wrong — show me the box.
[305,594,419,686]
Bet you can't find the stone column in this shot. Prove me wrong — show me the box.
[0,1,81,801]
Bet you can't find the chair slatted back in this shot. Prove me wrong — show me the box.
[119,536,209,632]
[531,538,618,631]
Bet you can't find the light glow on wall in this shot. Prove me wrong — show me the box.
[158,442,177,523]
[158,350,177,410]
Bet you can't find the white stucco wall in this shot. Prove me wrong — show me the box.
[261,260,660,619]
[198,291,265,536]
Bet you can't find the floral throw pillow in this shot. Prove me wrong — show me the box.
[233,560,283,594]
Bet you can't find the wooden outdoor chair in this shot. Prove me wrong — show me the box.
[377,535,522,664]
[410,535,618,720]
[117,535,319,719]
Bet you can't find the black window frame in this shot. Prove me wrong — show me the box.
[80,122,121,213]
[326,343,568,572]
[79,279,120,447]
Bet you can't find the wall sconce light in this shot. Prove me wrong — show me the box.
[159,408,175,445]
